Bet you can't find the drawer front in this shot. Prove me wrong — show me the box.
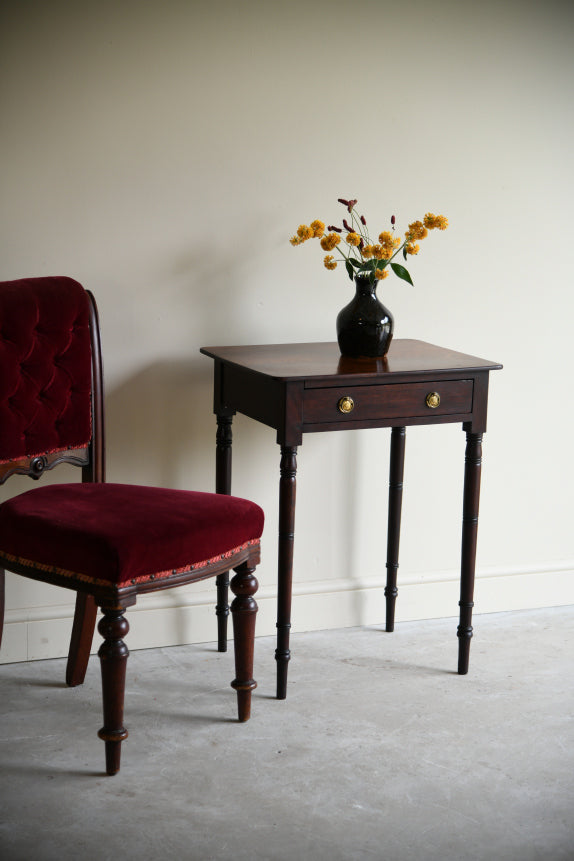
[303,379,473,424]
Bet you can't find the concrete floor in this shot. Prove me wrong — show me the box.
[1,606,573,861]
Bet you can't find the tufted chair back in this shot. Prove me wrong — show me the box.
[0,276,103,483]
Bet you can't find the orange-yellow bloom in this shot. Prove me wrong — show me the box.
[323,255,337,270]
[321,232,342,251]
[296,224,314,241]
[406,221,428,241]
[378,231,400,258]
[405,242,420,255]
[311,219,325,238]
[424,213,449,230]
[361,244,374,259]
[346,232,361,247]
[375,268,389,280]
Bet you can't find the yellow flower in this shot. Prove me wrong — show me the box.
[405,242,420,255]
[423,213,448,230]
[371,244,385,259]
[346,232,361,247]
[406,221,428,241]
[320,232,342,251]
[361,244,374,259]
[324,255,337,270]
[375,268,389,280]
[296,224,314,241]
[310,220,325,238]
[289,235,303,246]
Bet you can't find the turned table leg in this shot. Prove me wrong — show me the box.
[215,414,233,652]
[458,431,483,675]
[275,445,297,699]
[385,426,406,632]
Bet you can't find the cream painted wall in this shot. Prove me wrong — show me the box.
[1,0,573,662]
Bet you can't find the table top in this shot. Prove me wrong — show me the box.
[200,340,502,383]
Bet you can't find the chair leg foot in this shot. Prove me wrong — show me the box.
[97,606,129,775]
[230,562,258,722]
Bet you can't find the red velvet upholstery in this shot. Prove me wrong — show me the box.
[0,483,264,587]
[0,277,92,463]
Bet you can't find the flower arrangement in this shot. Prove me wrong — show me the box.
[290,198,448,286]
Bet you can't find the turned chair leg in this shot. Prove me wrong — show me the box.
[66,592,98,687]
[0,567,4,648]
[230,562,258,722]
[97,606,129,775]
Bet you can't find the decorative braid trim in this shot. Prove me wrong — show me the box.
[0,441,91,466]
[0,539,260,589]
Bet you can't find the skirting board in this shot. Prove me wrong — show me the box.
[1,562,573,664]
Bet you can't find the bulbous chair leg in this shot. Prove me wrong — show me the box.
[97,606,129,775]
[230,562,258,722]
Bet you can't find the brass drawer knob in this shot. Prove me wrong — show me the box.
[425,391,441,409]
[338,396,355,414]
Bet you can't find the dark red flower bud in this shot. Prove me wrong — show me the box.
[360,215,366,225]
[338,198,350,206]
[347,199,358,212]
[391,215,396,225]
[343,218,352,232]
[327,225,342,233]
[359,238,364,249]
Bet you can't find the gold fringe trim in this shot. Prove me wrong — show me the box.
[0,539,260,589]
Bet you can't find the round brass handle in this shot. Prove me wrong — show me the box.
[425,392,441,409]
[338,396,355,414]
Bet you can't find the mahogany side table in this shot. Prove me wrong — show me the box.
[200,340,502,699]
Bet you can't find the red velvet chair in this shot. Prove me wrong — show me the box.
[0,276,264,775]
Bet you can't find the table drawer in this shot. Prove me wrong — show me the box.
[303,379,474,423]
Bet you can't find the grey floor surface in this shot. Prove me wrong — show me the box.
[1,606,573,861]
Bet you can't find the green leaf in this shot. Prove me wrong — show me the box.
[345,260,354,281]
[348,258,363,269]
[390,262,414,285]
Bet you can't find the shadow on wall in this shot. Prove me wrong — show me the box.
[104,357,217,492]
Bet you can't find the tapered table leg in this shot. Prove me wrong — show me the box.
[275,445,297,699]
[215,414,233,652]
[385,427,406,632]
[458,431,483,674]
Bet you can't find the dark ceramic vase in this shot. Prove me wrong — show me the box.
[336,273,394,358]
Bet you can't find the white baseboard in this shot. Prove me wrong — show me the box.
[2,561,573,664]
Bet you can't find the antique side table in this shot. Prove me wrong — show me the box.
[200,340,502,699]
